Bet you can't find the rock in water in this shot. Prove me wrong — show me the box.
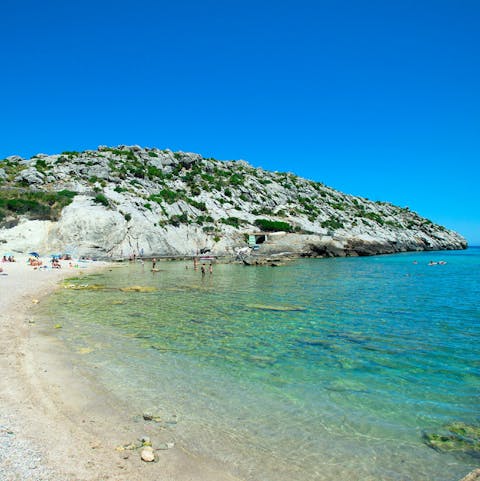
[141,446,155,462]
[459,469,480,481]
[423,422,480,458]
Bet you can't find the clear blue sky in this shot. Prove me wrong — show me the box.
[1,0,479,244]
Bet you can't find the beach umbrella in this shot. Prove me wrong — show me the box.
[3,252,14,257]
[50,253,62,258]
[29,252,40,257]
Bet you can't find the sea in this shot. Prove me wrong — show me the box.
[37,247,480,481]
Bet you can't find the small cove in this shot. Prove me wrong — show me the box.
[36,249,480,481]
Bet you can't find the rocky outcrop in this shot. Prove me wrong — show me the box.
[0,145,467,258]
[459,469,480,481]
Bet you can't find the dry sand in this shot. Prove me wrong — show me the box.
[0,258,241,481]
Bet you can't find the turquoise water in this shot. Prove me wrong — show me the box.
[39,249,480,480]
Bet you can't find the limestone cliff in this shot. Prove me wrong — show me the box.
[0,145,467,258]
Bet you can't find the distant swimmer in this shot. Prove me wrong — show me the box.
[152,257,157,269]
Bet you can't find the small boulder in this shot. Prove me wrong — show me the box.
[6,155,23,162]
[460,469,480,481]
[140,446,155,462]
[14,167,45,185]
[143,412,162,423]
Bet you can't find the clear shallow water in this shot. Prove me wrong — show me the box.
[39,249,480,480]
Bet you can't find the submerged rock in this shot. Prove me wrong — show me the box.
[448,422,480,440]
[459,469,480,481]
[143,413,162,423]
[246,304,306,312]
[120,285,157,293]
[63,283,107,290]
[77,347,94,354]
[423,422,480,458]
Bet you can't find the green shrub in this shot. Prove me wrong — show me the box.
[196,215,214,224]
[385,220,401,228]
[148,151,158,158]
[251,207,272,216]
[201,173,215,183]
[258,178,272,185]
[149,188,182,205]
[169,212,188,226]
[103,148,136,161]
[57,189,77,199]
[0,189,77,221]
[146,165,164,180]
[330,202,346,211]
[161,188,181,204]
[363,212,384,225]
[0,198,49,218]
[124,213,132,222]
[93,193,109,207]
[321,218,344,230]
[35,159,47,170]
[221,217,242,228]
[229,173,244,186]
[186,198,207,211]
[254,218,293,232]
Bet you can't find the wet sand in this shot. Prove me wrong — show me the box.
[0,259,241,481]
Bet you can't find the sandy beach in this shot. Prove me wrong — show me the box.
[0,258,241,481]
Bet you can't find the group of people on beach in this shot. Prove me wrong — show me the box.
[29,257,43,267]
[1,255,16,274]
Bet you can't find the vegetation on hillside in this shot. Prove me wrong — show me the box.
[0,188,77,224]
[0,146,451,244]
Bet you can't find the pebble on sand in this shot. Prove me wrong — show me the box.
[140,446,155,462]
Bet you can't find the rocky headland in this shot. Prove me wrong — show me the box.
[0,145,467,259]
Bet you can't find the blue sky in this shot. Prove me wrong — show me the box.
[1,0,479,244]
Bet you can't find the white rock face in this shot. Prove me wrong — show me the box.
[0,145,467,258]
[0,219,54,254]
[46,196,128,257]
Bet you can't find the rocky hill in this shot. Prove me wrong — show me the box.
[0,145,467,259]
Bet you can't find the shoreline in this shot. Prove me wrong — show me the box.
[0,258,241,481]
[1,255,476,481]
